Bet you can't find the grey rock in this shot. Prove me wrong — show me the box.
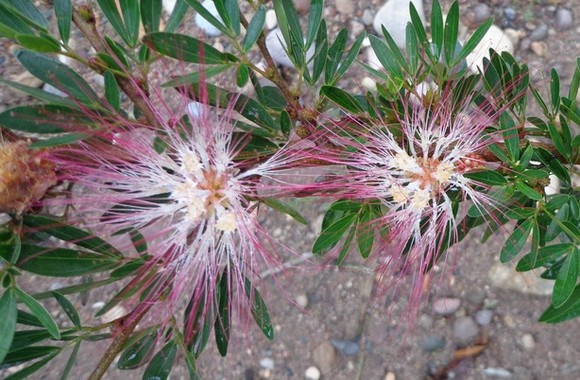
[466,289,487,305]
[313,342,336,374]
[362,9,374,26]
[453,316,480,346]
[433,297,461,316]
[503,7,516,21]
[467,3,491,27]
[483,367,512,378]
[423,335,446,352]
[331,338,360,356]
[529,24,548,41]
[475,309,493,326]
[555,8,574,31]
[259,358,275,370]
[373,0,425,48]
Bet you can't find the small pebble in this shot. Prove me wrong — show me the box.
[423,335,446,352]
[385,372,396,380]
[555,8,574,31]
[433,297,461,316]
[453,316,480,346]
[503,7,516,21]
[361,77,377,92]
[468,3,492,27]
[521,333,535,351]
[530,41,546,57]
[305,366,321,380]
[475,309,494,326]
[296,294,309,308]
[331,338,359,356]
[529,24,548,41]
[260,358,275,370]
[483,367,512,378]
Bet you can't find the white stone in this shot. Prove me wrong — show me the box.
[544,174,561,195]
[373,0,425,48]
[260,357,275,370]
[385,372,396,380]
[305,366,321,380]
[295,294,309,308]
[42,83,67,97]
[265,9,278,30]
[521,333,536,351]
[465,25,514,73]
[265,28,315,69]
[366,47,381,70]
[361,77,377,91]
[162,0,177,14]
[195,0,224,37]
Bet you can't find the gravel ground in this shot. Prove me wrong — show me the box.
[1,1,580,379]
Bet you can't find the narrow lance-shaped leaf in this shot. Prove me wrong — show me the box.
[443,1,459,64]
[540,284,580,323]
[500,218,533,263]
[453,18,493,66]
[244,278,274,340]
[52,291,81,328]
[553,248,579,308]
[305,0,323,49]
[0,288,17,364]
[143,32,235,64]
[214,270,230,357]
[141,0,162,33]
[14,287,61,339]
[143,340,178,380]
[96,0,131,45]
[242,5,265,52]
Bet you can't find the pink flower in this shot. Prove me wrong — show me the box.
[48,85,297,345]
[316,83,509,318]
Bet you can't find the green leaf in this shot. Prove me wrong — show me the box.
[0,78,77,107]
[164,0,188,33]
[2,346,59,367]
[313,213,357,255]
[550,68,560,114]
[214,270,230,357]
[515,181,543,201]
[336,226,355,266]
[214,0,240,36]
[262,198,307,225]
[272,0,304,68]
[4,350,59,380]
[53,0,71,43]
[321,86,364,113]
[540,284,580,323]
[242,5,265,52]
[546,122,571,160]
[443,1,459,64]
[3,0,48,30]
[9,330,53,351]
[29,133,90,148]
[430,0,443,59]
[143,32,234,64]
[0,105,95,134]
[500,218,533,263]
[369,35,404,81]
[0,244,118,277]
[120,0,141,46]
[464,170,507,186]
[553,247,579,307]
[13,288,60,339]
[406,24,418,74]
[117,332,157,369]
[104,70,121,112]
[23,215,123,258]
[325,29,347,84]
[335,31,366,81]
[236,64,249,87]
[143,340,177,380]
[16,34,61,52]
[140,0,162,33]
[453,18,493,66]
[15,50,100,106]
[244,278,274,340]
[96,0,131,45]
[500,112,519,162]
[0,4,33,37]
[305,0,323,49]
[534,147,571,185]
[52,291,81,328]
[16,309,42,327]
[311,21,327,84]
[0,288,17,364]
[59,341,81,380]
[356,209,374,259]
[517,244,573,272]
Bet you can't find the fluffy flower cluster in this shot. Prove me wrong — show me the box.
[50,93,294,338]
[318,85,503,314]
